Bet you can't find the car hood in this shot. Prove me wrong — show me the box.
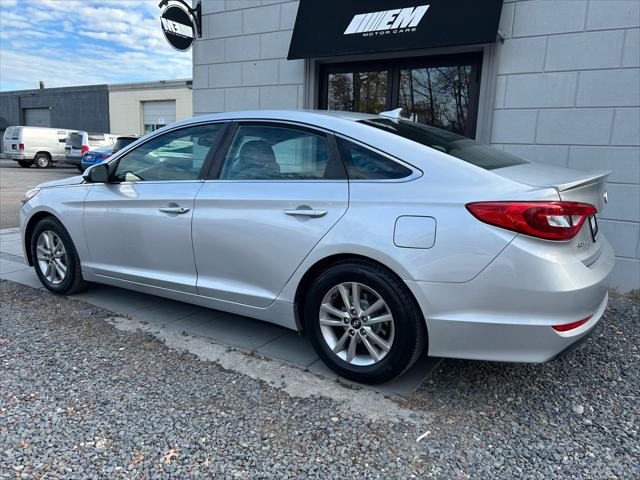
[38,175,85,189]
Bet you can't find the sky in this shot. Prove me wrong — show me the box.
[0,0,193,91]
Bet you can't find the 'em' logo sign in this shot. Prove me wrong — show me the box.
[160,4,196,51]
[344,5,430,36]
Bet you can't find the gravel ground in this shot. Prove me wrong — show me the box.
[0,279,638,479]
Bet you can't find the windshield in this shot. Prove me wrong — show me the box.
[114,137,136,152]
[360,118,530,170]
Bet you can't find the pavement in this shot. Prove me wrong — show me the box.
[0,159,77,228]
[0,227,440,399]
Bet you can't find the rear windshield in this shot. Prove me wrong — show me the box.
[11,128,20,140]
[360,118,530,170]
[88,134,106,141]
[4,127,13,139]
[114,137,136,152]
[68,132,83,148]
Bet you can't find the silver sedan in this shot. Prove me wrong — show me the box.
[20,110,614,383]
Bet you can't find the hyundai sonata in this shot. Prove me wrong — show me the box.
[20,110,614,383]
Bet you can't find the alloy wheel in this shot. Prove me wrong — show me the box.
[36,230,67,284]
[319,282,395,366]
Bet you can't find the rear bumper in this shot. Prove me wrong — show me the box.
[6,154,26,160]
[407,234,615,363]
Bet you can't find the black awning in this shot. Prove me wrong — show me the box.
[287,0,503,60]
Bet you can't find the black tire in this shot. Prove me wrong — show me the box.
[18,160,33,168]
[30,217,87,295]
[34,153,51,168]
[304,260,426,384]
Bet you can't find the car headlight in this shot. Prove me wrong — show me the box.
[21,187,41,205]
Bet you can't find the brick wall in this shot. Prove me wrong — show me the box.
[193,0,640,291]
[192,0,302,115]
[493,0,640,290]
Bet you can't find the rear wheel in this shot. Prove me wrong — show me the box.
[18,160,33,168]
[34,153,51,168]
[304,261,426,384]
[30,217,87,295]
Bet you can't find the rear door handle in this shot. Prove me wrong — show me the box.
[284,208,327,218]
[158,206,190,214]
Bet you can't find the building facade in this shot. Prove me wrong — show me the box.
[108,79,193,136]
[192,0,640,291]
[1,80,193,145]
[0,84,110,140]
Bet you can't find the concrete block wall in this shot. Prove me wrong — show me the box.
[193,0,303,115]
[493,0,640,291]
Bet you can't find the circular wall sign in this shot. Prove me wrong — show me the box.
[160,4,195,52]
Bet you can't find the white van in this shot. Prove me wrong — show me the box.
[64,131,118,170]
[2,126,77,168]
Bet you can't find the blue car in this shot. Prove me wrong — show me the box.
[80,135,138,172]
[80,145,113,172]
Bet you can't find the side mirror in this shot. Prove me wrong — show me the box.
[83,163,109,183]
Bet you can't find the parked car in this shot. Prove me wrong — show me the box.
[80,146,113,172]
[64,131,118,171]
[2,126,77,168]
[80,136,139,171]
[19,110,614,384]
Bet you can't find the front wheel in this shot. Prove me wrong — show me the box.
[18,160,33,168]
[34,154,51,168]
[30,217,87,295]
[304,261,426,384]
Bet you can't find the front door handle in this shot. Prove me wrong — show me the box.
[284,208,327,218]
[158,206,190,214]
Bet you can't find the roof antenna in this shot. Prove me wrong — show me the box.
[379,107,402,119]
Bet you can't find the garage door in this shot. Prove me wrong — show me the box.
[142,100,176,133]
[24,108,51,127]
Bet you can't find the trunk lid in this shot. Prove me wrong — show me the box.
[492,163,610,265]
[493,163,609,211]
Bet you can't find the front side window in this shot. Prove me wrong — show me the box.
[336,137,412,180]
[220,125,334,180]
[113,123,222,182]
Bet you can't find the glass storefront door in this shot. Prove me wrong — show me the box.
[319,53,482,138]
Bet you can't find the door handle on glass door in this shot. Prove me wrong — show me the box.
[283,208,327,218]
[158,206,190,214]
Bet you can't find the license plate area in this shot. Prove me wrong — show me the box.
[589,215,598,242]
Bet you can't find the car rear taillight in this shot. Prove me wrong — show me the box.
[81,145,89,154]
[466,201,597,241]
[18,143,24,150]
[552,316,592,332]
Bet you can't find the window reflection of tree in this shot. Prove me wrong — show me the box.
[328,71,387,114]
[400,66,471,135]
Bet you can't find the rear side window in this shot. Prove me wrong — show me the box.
[220,124,338,180]
[336,137,412,180]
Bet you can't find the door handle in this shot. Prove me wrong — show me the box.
[158,206,190,214]
[284,208,327,218]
